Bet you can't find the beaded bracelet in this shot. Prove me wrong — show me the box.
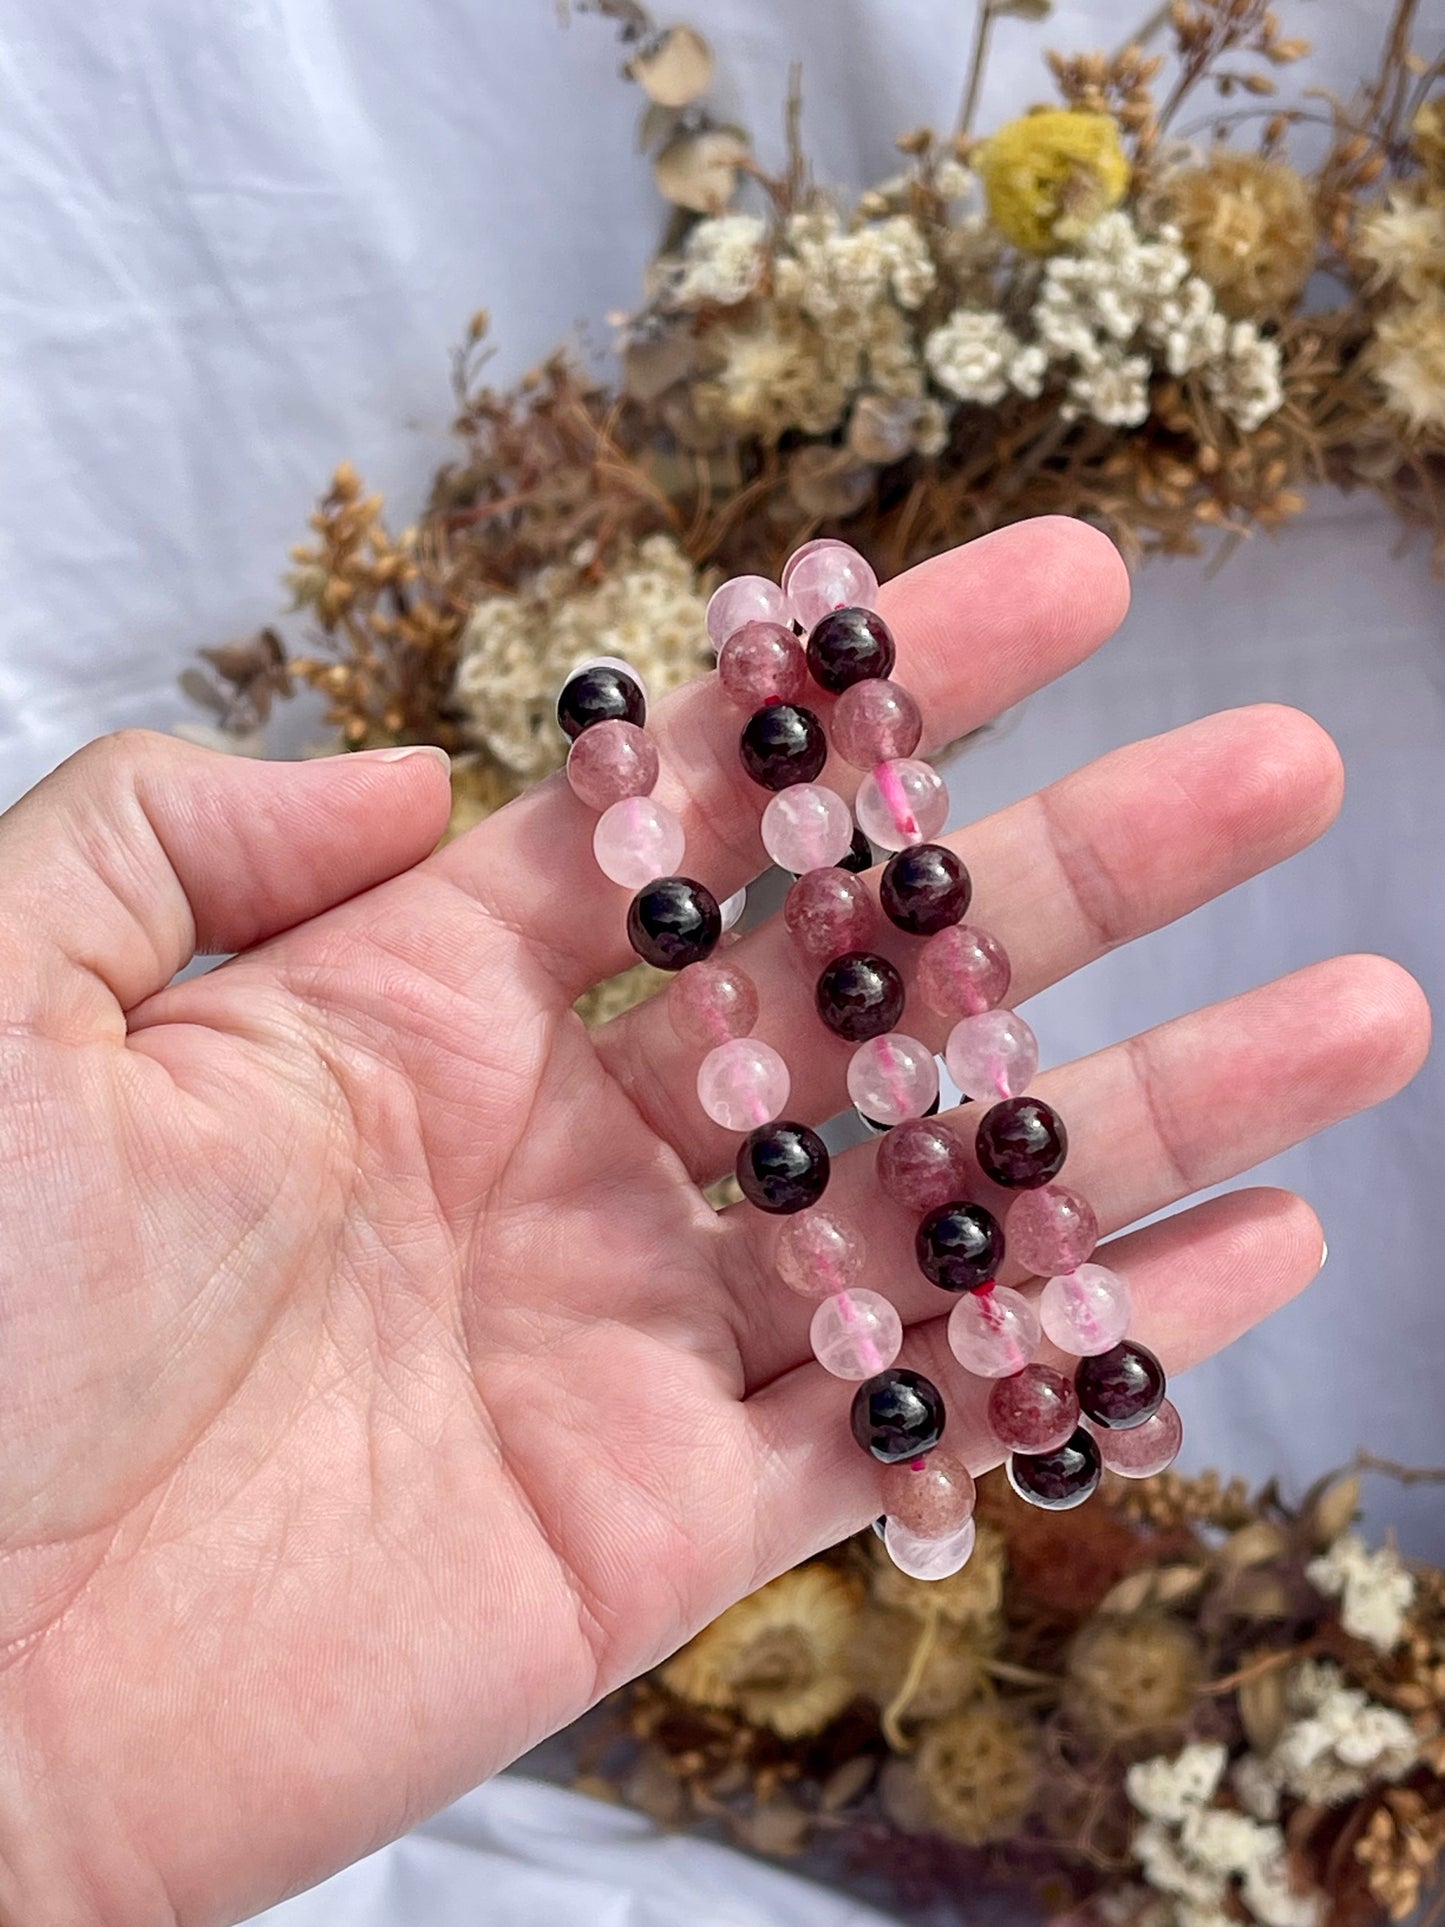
[556,540,1182,1586]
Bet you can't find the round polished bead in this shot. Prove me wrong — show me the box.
[858,1090,940,1135]
[916,1201,1005,1294]
[850,1368,946,1463]
[784,868,876,961]
[855,758,950,852]
[883,1513,976,1580]
[762,783,854,874]
[667,958,759,1049]
[784,540,880,629]
[875,1118,972,1214]
[1075,1340,1166,1430]
[836,825,875,874]
[566,719,658,810]
[706,574,791,650]
[846,1033,939,1127]
[945,1010,1039,1104]
[879,843,971,936]
[626,876,722,971]
[1039,1263,1133,1356]
[815,951,905,1043]
[916,924,1012,1019]
[1007,1428,1102,1511]
[1092,1399,1183,1478]
[1005,1186,1098,1278]
[881,1449,976,1539]
[832,679,923,770]
[717,620,808,709]
[976,1096,1068,1190]
[988,1365,1080,1455]
[739,703,828,791]
[775,1211,866,1299]
[947,1285,1040,1377]
[718,886,747,933]
[697,1037,790,1131]
[806,607,897,693]
[593,796,685,889]
[736,1120,831,1215]
[556,662,646,740]
[809,1289,904,1380]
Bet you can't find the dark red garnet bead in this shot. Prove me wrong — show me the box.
[555,663,646,740]
[879,843,972,936]
[626,877,721,971]
[850,1368,946,1463]
[739,703,828,791]
[815,951,905,1042]
[1075,1340,1167,1430]
[836,825,875,874]
[976,1096,1068,1189]
[915,1200,1006,1292]
[1007,1427,1101,1510]
[805,607,897,692]
[736,1120,831,1215]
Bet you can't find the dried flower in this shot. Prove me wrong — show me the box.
[1370,291,1445,436]
[868,1518,1005,1627]
[1356,1787,1445,1922]
[669,213,768,307]
[1066,1613,1203,1742]
[850,1606,992,1720]
[914,1702,1037,1844]
[1357,191,1445,302]
[1128,1743,1229,1825]
[1165,151,1317,316]
[1306,1533,1416,1651]
[1411,99,1445,185]
[925,308,1038,404]
[978,109,1130,252]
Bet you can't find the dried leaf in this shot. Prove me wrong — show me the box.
[820,1754,876,1811]
[653,127,749,211]
[636,100,680,152]
[621,321,696,402]
[734,1794,810,1856]
[1218,1521,1290,1570]
[1304,1474,1362,1551]
[787,444,874,518]
[1095,1565,1203,1616]
[628,26,714,108]
[993,0,1052,16]
[179,667,228,717]
[847,394,918,465]
[1238,1659,1289,1751]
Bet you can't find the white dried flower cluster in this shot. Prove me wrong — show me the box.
[1233,1659,1420,1817]
[924,309,1044,405]
[454,534,709,777]
[1306,1533,1416,1652]
[1128,1744,1228,1825]
[671,214,768,308]
[782,207,937,320]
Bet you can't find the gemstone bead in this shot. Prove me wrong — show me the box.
[1005,1186,1098,1277]
[1007,1428,1102,1511]
[566,719,659,810]
[736,1121,831,1214]
[976,1097,1068,1190]
[593,796,685,888]
[739,704,828,791]
[832,679,923,770]
[1091,1399,1182,1478]
[987,1365,1080,1454]
[705,574,791,650]
[775,1211,866,1299]
[1075,1340,1166,1430]
[879,843,971,936]
[809,1289,904,1380]
[626,876,722,971]
[717,620,808,708]
[815,951,906,1043]
[1039,1263,1133,1356]
[806,607,897,692]
[837,825,875,874]
[556,663,646,740]
[947,1285,1040,1377]
[854,758,950,852]
[762,782,854,874]
[846,1033,939,1126]
[916,924,1012,1019]
[667,958,759,1049]
[883,1514,976,1580]
[784,540,880,629]
[696,1038,791,1132]
[881,1450,976,1538]
[850,1368,946,1463]
[875,1118,972,1214]
[916,1201,1005,1293]
[945,1010,1039,1103]
[783,868,876,961]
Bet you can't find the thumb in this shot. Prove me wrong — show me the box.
[0,731,453,1023]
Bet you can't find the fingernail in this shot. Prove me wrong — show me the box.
[362,745,451,769]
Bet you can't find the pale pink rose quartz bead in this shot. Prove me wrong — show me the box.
[1091,1399,1182,1477]
[846,1033,939,1126]
[783,539,880,629]
[1039,1263,1133,1357]
[916,924,1012,1019]
[831,679,923,769]
[808,1289,903,1380]
[705,575,791,650]
[944,1008,1039,1102]
[667,959,759,1049]
[881,1449,976,1538]
[854,757,950,852]
[566,719,659,811]
[762,782,854,873]
[696,1037,790,1131]
[947,1285,1041,1378]
[988,1364,1080,1454]
[1006,1186,1098,1277]
[783,867,876,961]
[775,1210,866,1299]
[717,620,808,709]
[875,1118,972,1214]
[592,795,685,888]
[884,1513,977,1580]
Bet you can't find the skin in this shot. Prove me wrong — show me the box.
[0,518,1428,1927]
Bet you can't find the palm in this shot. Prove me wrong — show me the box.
[0,521,1427,1927]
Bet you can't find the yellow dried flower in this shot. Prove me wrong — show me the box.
[1166,149,1317,316]
[869,1519,1005,1628]
[1372,291,1445,435]
[660,1566,863,1738]
[914,1703,1037,1844]
[1065,1613,1203,1743]
[977,110,1129,253]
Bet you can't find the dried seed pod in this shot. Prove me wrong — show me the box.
[653,126,749,211]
